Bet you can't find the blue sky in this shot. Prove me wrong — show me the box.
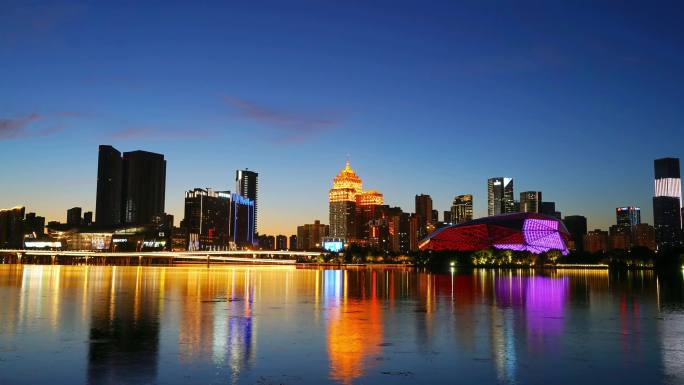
[1,1,683,235]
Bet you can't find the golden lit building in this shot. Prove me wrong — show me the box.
[329,161,383,242]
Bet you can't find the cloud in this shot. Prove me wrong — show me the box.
[0,112,82,141]
[110,126,210,140]
[0,113,42,140]
[223,96,339,143]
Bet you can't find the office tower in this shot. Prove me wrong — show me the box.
[451,194,474,224]
[520,191,542,213]
[121,150,166,225]
[236,169,258,235]
[616,207,641,234]
[297,220,329,250]
[653,157,682,248]
[289,235,298,250]
[95,145,122,227]
[83,211,93,226]
[67,207,82,227]
[276,235,287,250]
[415,194,433,237]
[183,188,231,251]
[443,210,452,224]
[487,177,514,216]
[0,206,25,248]
[633,224,657,251]
[229,193,256,248]
[563,215,587,252]
[329,161,362,240]
[584,229,608,254]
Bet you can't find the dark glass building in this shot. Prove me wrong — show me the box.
[653,157,681,248]
[563,215,587,252]
[184,189,231,251]
[122,150,166,225]
[67,207,82,227]
[415,194,433,237]
[236,169,258,235]
[95,145,122,227]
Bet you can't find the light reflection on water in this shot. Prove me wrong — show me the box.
[0,265,683,385]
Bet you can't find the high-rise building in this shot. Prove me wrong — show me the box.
[443,210,452,224]
[183,188,231,251]
[276,235,287,250]
[520,191,542,213]
[289,234,298,251]
[355,190,384,241]
[616,206,641,234]
[653,157,682,248]
[24,212,45,236]
[297,220,329,250]
[563,215,587,252]
[83,211,93,226]
[236,169,258,235]
[122,150,166,225]
[487,177,514,216]
[67,207,82,227]
[95,145,122,227]
[451,194,473,224]
[258,234,275,250]
[329,161,383,242]
[0,206,25,249]
[229,193,256,248]
[415,194,433,237]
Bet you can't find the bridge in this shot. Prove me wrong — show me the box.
[0,249,326,266]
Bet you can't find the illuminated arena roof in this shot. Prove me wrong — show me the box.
[418,213,570,255]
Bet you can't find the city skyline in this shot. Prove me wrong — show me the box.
[2,2,684,235]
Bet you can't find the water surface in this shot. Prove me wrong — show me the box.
[0,265,683,384]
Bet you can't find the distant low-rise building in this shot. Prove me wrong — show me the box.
[633,223,657,251]
[584,229,608,254]
[297,220,329,251]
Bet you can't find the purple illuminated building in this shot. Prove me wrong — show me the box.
[418,213,571,255]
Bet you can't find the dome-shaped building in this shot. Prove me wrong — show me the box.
[418,212,570,255]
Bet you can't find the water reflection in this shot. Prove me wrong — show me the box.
[0,265,683,385]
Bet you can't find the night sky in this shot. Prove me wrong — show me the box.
[1,1,683,235]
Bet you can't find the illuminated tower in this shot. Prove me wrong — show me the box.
[236,169,258,235]
[520,191,542,213]
[329,161,362,240]
[653,157,682,248]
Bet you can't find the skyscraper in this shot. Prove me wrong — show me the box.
[329,161,361,240]
[95,145,122,227]
[121,150,166,225]
[616,206,641,234]
[487,177,514,216]
[653,157,682,248]
[520,191,542,213]
[451,194,473,224]
[236,169,258,235]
